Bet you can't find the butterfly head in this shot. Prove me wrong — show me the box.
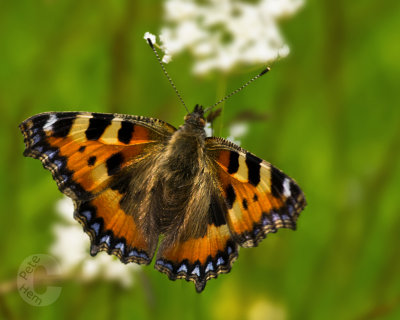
[183,104,206,129]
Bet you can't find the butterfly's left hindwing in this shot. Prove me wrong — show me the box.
[206,137,306,248]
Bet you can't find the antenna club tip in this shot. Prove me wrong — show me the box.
[146,38,154,48]
[259,67,271,76]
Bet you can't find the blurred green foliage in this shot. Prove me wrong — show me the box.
[1,0,400,319]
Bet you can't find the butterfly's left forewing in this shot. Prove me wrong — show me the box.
[206,137,306,248]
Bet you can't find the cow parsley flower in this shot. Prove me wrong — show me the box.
[157,0,303,74]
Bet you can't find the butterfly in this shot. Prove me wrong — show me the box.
[19,104,306,292]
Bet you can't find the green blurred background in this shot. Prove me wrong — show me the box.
[1,0,400,319]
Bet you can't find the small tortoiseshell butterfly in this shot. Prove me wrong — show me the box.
[19,40,306,292]
[19,106,306,292]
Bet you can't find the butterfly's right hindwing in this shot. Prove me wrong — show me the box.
[19,112,176,200]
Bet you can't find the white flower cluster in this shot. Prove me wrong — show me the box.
[49,197,138,287]
[157,0,303,74]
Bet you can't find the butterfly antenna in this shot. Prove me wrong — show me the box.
[204,67,271,114]
[146,38,189,113]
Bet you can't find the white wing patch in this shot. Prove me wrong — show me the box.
[43,114,58,132]
[283,178,291,198]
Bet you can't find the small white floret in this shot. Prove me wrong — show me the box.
[143,32,156,44]
[162,54,172,64]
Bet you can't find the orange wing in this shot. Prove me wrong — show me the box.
[155,214,238,292]
[206,137,306,248]
[74,185,156,264]
[20,111,176,263]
